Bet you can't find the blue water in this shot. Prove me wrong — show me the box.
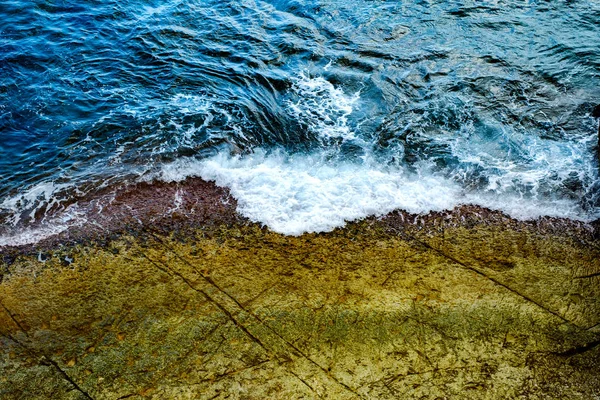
[1,0,600,240]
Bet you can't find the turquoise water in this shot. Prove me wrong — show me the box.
[1,0,599,240]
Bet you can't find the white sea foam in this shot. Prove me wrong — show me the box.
[445,125,598,198]
[1,72,597,246]
[0,181,73,226]
[287,71,359,141]
[0,223,70,248]
[0,205,86,247]
[0,179,93,247]
[156,149,594,236]
[158,150,460,234]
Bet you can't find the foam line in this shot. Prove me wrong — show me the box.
[158,149,594,236]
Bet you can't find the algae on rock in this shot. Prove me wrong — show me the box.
[1,218,599,399]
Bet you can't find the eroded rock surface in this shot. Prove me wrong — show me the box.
[1,216,599,399]
[1,180,599,399]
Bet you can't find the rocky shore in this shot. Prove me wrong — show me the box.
[1,178,599,399]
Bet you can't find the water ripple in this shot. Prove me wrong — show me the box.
[1,0,599,238]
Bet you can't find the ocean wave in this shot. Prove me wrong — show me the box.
[156,148,596,236]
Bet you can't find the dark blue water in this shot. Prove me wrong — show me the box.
[1,0,600,241]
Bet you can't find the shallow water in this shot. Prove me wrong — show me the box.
[1,0,600,241]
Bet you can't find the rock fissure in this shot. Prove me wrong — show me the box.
[146,231,362,398]
[407,234,576,327]
[0,329,95,400]
[0,301,27,334]
[574,271,600,279]
[40,356,95,400]
[138,250,272,355]
[554,338,600,357]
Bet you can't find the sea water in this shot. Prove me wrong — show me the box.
[1,0,599,243]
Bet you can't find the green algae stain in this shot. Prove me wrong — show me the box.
[1,221,599,399]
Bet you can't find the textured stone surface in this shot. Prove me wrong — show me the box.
[1,214,599,399]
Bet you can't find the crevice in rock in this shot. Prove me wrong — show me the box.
[40,356,95,400]
[574,271,600,279]
[0,303,95,400]
[137,250,271,354]
[194,359,272,385]
[586,321,600,331]
[554,339,600,357]
[0,301,27,333]
[360,365,475,390]
[289,370,321,397]
[116,394,137,400]
[406,234,574,326]
[143,231,362,398]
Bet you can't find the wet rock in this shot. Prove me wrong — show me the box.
[0,214,599,399]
